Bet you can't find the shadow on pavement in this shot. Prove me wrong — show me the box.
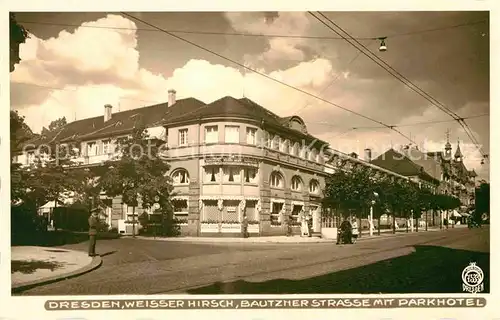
[188,245,489,294]
[12,230,119,247]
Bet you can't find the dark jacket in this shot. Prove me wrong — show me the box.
[88,215,99,236]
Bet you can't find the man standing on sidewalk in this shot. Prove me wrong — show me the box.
[88,207,100,257]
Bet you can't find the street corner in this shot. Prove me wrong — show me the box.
[11,246,102,293]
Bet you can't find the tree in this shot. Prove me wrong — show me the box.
[475,182,489,220]
[99,124,174,237]
[11,110,34,205]
[323,164,377,221]
[41,117,67,136]
[10,13,29,72]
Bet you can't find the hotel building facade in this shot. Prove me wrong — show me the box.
[16,91,329,237]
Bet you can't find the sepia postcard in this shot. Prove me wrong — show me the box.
[1,1,497,320]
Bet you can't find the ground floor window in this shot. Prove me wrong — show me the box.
[271,201,283,226]
[245,200,258,221]
[172,199,188,224]
[291,204,303,224]
[202,200,219,222]
[222,200,240,222]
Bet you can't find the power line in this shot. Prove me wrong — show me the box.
[310,113,488,129]
[293,40,373,115]
[120,12,416,144]
[310,12,461,120]
[18,19,487,41]
[310,11,487,160]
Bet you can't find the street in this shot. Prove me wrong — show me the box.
[16,227,489,295]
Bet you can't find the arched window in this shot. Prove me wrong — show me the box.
[270,171,284,188]
[291,176,303,192]
[171,169,190,185]
[309,180,320,194]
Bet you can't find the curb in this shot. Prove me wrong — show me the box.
[11,255,103,294]
[133,228,444,244]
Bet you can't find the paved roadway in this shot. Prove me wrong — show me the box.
[17,226,489,295]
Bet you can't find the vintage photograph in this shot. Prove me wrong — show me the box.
[9,11,489,296]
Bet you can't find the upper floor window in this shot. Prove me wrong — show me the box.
[205,125,218,144]
[246,127,257,145]
[204,166,220,183]
[270,171,284,188]
[87,141,98,156]
[244,167,258,184]
[266,133,273,148]
[279,138,288,153]
[290,142,300,157]
[223,166,241,183]
[291,176,303,192]
[303,147,309,160]
[272,135,280,150]
[179,129,188,146]
[309,149,317,162]
[102,140,112,154]
[309,180,320,194]
[172,169,190,185]
[225,125,240,144]
[26,151,35,165]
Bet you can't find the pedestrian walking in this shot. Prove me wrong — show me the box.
[88,207,100,257]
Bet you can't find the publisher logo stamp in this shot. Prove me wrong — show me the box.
[462,262,484,293]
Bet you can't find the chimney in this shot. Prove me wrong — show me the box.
[364,148,372,162]
[168,89,177,107]
[104,104,113,122]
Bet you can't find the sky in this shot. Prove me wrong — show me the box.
[10,11,490,180]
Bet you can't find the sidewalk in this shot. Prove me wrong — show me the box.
[11,246,102,292]
[134,226,446,244]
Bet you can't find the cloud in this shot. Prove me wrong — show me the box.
[225,12,311,67]
[10,13,489,182]
[10,14,334,130]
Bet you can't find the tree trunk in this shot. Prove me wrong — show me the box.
[416,216,419,232]
[392,214,396,234]
[132,206,136,238]
[359,214,362,238]
[377,216,381,236]
[425,210,428,231]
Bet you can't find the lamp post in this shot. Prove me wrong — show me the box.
[369,192,379,237]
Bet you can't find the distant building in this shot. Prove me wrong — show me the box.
[370,135,477,225]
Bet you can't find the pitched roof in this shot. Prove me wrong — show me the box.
[454,143,463,158]
[401,147,443,181]
[20,95,327,149]
[168,96,284,126]
[164,96,325,143]
[20,98,205,149]
[370,148,439,183]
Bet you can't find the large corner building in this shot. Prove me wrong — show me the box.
[17,91,329,237]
